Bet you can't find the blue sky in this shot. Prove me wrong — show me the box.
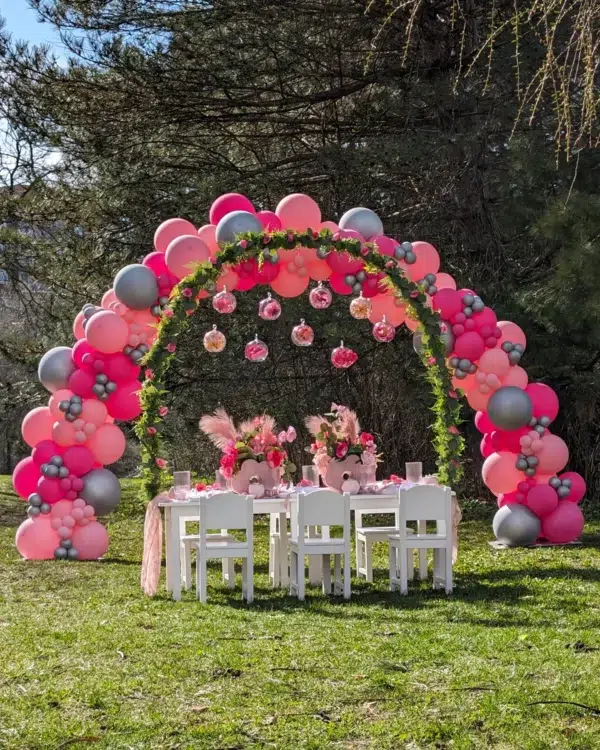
[1,0,64,49]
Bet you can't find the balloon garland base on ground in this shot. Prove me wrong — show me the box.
[13,193,585,560]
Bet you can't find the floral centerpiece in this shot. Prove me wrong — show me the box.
[200,409,296,493]
[305,404,381,490]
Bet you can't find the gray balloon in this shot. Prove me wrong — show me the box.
[509,351,522,365]
[45,465,59,478]
[539,416,551,427]
[50,456,63,467]
[487,386,533,431]
[80,468,121,517]
[28,493,43,507]
[54,547,68,560]
[28,507,41,518]
[462,294,475,306]
[458,359,471,371]
[549,477,561,489]
[493,505,541,547]
[338,207,384,240]
[67,548,79,560]
[557,486,570,498]
[58,466,70,479]
[38,347,75,393]
[60,539,73,549]
[40,503,51,514]
[114,264,159,311]
[472,299,485,312]
[215,210,263,245]
[562,478,572,488]
[454,369,467,379]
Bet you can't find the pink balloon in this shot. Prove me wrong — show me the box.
[80,399,109,427]
[143,251,170,277]
[71,508,84,521]
[32,440,62,466]
[524,484,559,518]
[497,321,527,348]
[101,289,119,309]
[106,381,142,421]
[71,521,110,560]
[328,272,354,296]
[165,235,210,280]
[275,193,321,231]
[72,340,99,370]
[432,289,462,321]
[410,241,440,280]
[103,353,140,384]
[480,434,494,458]
[490,427,529,453]
[12,457,41,499]
[434,273,456,291]
[37,476,63,504]
[209,194,255,226]
[87,423,126,465]
[197,224,220,260]
[525,383,559,422]
[52,420,77,447]
[405,316,420,333]
[73,311,86,340]
[51,499,74,519]
[306,254,332,281]
[558,471,586,503]
[473,307,498,336]
[68,368,97,399]
[49,389,73,419]
[372,235,397,257]
[478,348,510,378]
[537,434,569,474]
[368,293,407,327]
[541,502,584,544]
[482,451,523,495]
[15,517,61,560]
[256,211,282,232]
[154,218,197,253]
[326,248,364,276]
[502,366,529,390]
[85,311,130,354]
[21,407,54,448]
[62,445,94,477]
[252,257,281,284]
[475,411,494,433]
[270,268,310,298]
[466,387,491,412]
[454,332,485,362]
[498,491,522,507]
[83,504,95,518]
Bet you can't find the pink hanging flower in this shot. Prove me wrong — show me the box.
[448,426,460,435]
[155,458,167,469]
[186,309,194,316]
[312,231,319,240]
[360,432,374,446]
[287,233,294,243]
[277,430,288,444]
[159,406,169,417]
[145,368,154,380]
[147,427,157,436]
[427,357,436,366]
[166,343,177,353]
[239,240,248,249]
[336,442,349,459]
[448,390,458,399]
[182,288,193,298]
[163,308,174,318]
[263,234,271,244]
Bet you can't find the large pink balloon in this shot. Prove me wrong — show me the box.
[21,407,54,448]
[209,194,255,226]
[497,321,527,349]
[454,332,485,362]
[68,369,96,399]
[165,235,210,280]
[537,434,569,474]
[275,194,321,231]
[478,348,510,378]
[475,411,494,433]
[15,517,61,560]
[480,434,494,458]
[197,224,220,260]
[434,273,456,291]
[106,381,142,421]
[216,266,239,291]
[372,235,397,257]
[270,268,310,298]
[410,241,440,280]
[49,389,73,419]
[368,293,407,327]
[558,471,586,503]
[32,439,62,466]
[524,484,559,518]
[37,476,63,504]
[85,311,129,354]
[525,383,559,422]
[541,502,584,544]
[52,420,77,448]
[12,457,41,499]
[71,521,110,560]
[482,451,523,495]
[432,289,462,321]
[63,445,95,477]
[256,211,282,232]
[502,366,529,390]
[466,387,491,412]
[328,272,353,296]
[154,218,197,253]
[87,424,126,465]
[103,353,140,384]
[490,426,529,453]
[80,399,109,427]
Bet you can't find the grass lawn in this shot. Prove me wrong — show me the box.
[1,477,600,749]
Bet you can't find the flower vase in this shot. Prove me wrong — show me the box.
[230,459,282,496]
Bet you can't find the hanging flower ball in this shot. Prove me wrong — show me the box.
[309,282,332,310]
[212,287,237,314]
[203,325,226,353]
[245,335,269,362]
[291,319,314,347]
[349,292,372,320]
[331,341,358,369]
[372,315,396,343]
[258,293,282,321]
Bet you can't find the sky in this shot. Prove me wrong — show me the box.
[1,0,64,50]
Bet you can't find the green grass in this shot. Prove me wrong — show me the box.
[1,477,600,749]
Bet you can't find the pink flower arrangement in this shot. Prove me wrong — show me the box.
[239,240,248,249]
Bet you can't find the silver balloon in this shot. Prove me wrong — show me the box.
[549,477,561,489]
[557,486,570,498]
[58,467,70,479]
[493,505,541,547]
[458,358,471,371]
[413,326,454,357]
[28,507,41,518]
[114,264,159,311]
[40,503,51,514]
[539,416,551,427]
[28,493,42,507]
[67,548,79,561]
[462,294,475,306]
[338,207,384,240]
[215,210,263,245]
[60,539,73,549]
[80,468,121,516]
[50,456,63,467]
[487,386,533,431]
[38,347,75,393]
[472,298,485,312]
[54,547,68,560]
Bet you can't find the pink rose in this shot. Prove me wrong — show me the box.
[448,426,460,435]
[166,343,176,353]
[336,442,348,459]
[286,426,297,443]
[163,308,174,318]
[147,427,157,436]
[360,432,374,446]
[263,234,271,244]
[155,458,167,469]
[145,369,154,380]
[185,309,194,316]
[182,288,193,298]
[278,430,288,444]
[159,406,169,417]
[239,240,248,249]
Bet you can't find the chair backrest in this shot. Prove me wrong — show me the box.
[291,490,350,536]
[198,492,253,532]
[398,485,452,530]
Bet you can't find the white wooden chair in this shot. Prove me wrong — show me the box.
[388,485,453,594]
[181,531,235,590]
[195,493,254,603]
[289,491,351,600]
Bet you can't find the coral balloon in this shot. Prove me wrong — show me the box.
[71,521,110,560]
[307,255,332,281]
[541,502,584,544]
[524,484,559,519]
[87,424,126,465]
[49,389,74,419]
[454,332,485,362]
[68,368,97,399]
[21,407,54,448]
[85,311,129,354]
[63,445,95,477]
[154,217,197,253]
[368,293,406,327]
[275,193,321,231]
[536,434,569,474]
[480,433,494,458]
[209,194,255,226]
[270,269,310,298]
[475,411,494,433]
[32,440,62,467]
[197,224,220,259]
[256,211,282,231]
[37,477,63,504]
[105,381,142,421]
[73,311,86,340]
[432,289,462,321]
[558,471,586,503]
[79,399,109,426]
[165,235,210,280]
[15,517,61,560]
[502,366,528,390]
[216,266,239,291]
[497,321,527,349]
[466,387,491,412]
[410,241,440,280]
[12,457,41,499]
[525,383,560,422]
[434,273,456,290]
[482,451,523,496]
[478,348,510,378]
[101,289,118,309]
[52,420,77,448]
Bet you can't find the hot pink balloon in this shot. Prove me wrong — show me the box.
[165,235,210,280]
[480,433,494,458]
[502,366,528,390]
[478,348,510,378]
[32,440,62,467]
[87,423,126,465]
[73,311,86,340]
[21,407,54,448]
[474,411,494,433]
[209,194,255,226]
[328,272,354,296]
[106,381,142,421]
[410,241,440,280]
[558,471,586,503]
[72,340,98,370]
[432,289,462,321]
[473,307,498,336]
[524,484,559,518]
[37,476,63,504]
[68,369,96,399]
[71,521,110,560]
[372,235,397,257]
[525,383,559,422]
[85,311,129,354]
[497,321,527,349]
[490,426,529,453]
[270,268,310,298]
[154,217,197,253]
[257,211,282,231]
[252,258,281,284]
[62,445,95,477]
[143,250,170,278]
[15,517,61,560]
[103,353,140,384]
[541,502,584,544]
[498,491,521,507]
[275,193,321,231]
[454,332,485,362]
[52,420,77,447]
[536,434,569,474]
[482,451,523,496]
[434,273,456,291]
[197,224,220,260]
[12,457,41,499]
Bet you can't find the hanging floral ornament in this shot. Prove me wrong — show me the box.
[349,292,372,320]
[212,287,236,314]
[245,335,269,362]
[291,319,314,347]
[309,282,332,310]
[258,293,282,321]
[203,325,226,353]
[331,341,358,369]
[372,315,396,343]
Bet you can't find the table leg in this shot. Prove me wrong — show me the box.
[308,525,321,586]
[169,509,182,601]
[164,507,172,593]
[418,520,427,579]
[278,511,289,588]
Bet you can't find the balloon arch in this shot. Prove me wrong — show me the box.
[13,193,585,561]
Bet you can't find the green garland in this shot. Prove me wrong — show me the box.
[135,229,464,502]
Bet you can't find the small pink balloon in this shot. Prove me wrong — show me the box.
[256,211,282,231]
[75,431,87,444]
[52,420,77,448]
[61,515,75,529]
[51,499,74,519]
[482,451,523,496]
[479,348,510,378]
[101,289,119,309]
[85,311,130,354]
[73,498,86,509]
[83,505,95,518]
[497,321,527,348]
[502,366,529,390]
[71,521,109,560]
[275,193,321,231]
[71,508,84,521]
[87,423,126,465]
[165,235,211,280]
[12,457,41,499]
[537,434,569,474]
[37,477,63,504]
[72,477,84,492]
[79,517,90,527]
[524,484,559,518]
[72,340,99,370]
[50,517,62,530]
[209,194,255,226]
[58,526,72,539]
[154,217,197,253]
[434,273,456,290]
[73,311,86,339]
[21,407,54,449]
[541,502,584,544]
[15,517,61,560]
[83,423,96,437]
[73,419,85,430]
[498,491,522,507]
[558,471,586,503]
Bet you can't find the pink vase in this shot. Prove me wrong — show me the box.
[230,459,282,495]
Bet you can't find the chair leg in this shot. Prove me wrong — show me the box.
[289,550,297,595]
[270,534,280,588]
[222,557,235,589]
[444,547,453,594]
[343,551,351,600]
[433,548,441,589]
[322,554,331,595]
[334,553,342,596]
[355,533,363,578]
[398,544,408,595]
[365,539,373,583]
[196,546,207,603]
[181,542,192,590]
[278,512,289,588]
[417,521,427,579]
[407,548,414,582]
[297,552,305,601]
[388,543,397,591]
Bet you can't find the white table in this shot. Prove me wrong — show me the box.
[159,493,400,601]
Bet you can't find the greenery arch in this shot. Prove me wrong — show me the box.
[135,230,465,502]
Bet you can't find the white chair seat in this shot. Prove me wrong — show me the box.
[205,540,249,552]
[292,537,346,548]
[357,526,398,538]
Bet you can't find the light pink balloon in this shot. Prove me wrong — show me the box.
[479,348,510,378]
[256,211,282,232]
[58,526,71,539]
[85,311,129,354]
[209,194,255,226]
[22,407,54,448]
[502,366,529,390]
[48,389,73,419]
[71,521,109,560]
[87,423,126,465]
[101,289,119,309]
[319,221,338,233]
[83,505,95,518]
[275,194,321,231]
[434,273,456,290]
[51,499,75,519]
[73,311,86,340]
[165,235,210,280]
[80,399,109,426]
[154,218,197,253]
[410,241,440,280]
[52,420,77,448]
[467,387,491,412]
[15,517,61,560]
[541,502,584,544]
[537,434,569,474]
[482,451,523,496]
[71,508,84,521]
[197,224,220,260]
[497,321,527,348]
